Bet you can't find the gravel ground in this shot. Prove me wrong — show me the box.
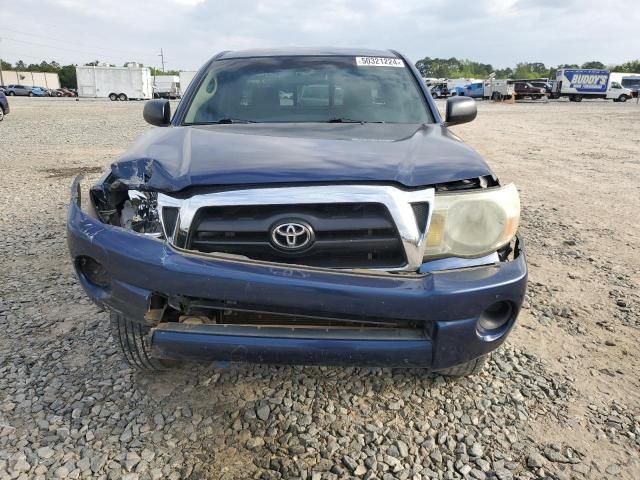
[0,97,639,480]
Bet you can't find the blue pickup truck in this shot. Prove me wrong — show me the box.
[67,48,527,377]
[464,82,485,99]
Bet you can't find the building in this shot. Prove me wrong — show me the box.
[0,70,61,89]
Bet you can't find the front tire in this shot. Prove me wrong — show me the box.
[110,313,174,371]
[118,93,128,101]
[109,93,118,101]
[0,108,4,121]
[618,95,628,103]
[435,354,488,377]
[28,92,34,97]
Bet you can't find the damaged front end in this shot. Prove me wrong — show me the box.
[68,171,527,370]
[89,170,162,236]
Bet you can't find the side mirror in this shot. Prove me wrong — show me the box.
[445,96,477,127]
[143,99,171,127]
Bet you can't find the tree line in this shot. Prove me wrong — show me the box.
[414,57,640,79]
[2,57,640,88]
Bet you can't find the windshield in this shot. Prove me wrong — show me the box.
[183,56,433,124]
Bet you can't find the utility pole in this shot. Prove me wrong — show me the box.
[159,48,165,73]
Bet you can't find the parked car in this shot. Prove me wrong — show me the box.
[5,84,33,96]
[67,48,526,377]
[529,81,552,94]
[514,82,546,100]
[35,86,56,97]
[0,90,9,121]
[450,86,465,96]
[30,87,48,97]
[430,82,450,98]
[56,88,78,97]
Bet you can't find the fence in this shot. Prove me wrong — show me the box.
[0,70,60,89]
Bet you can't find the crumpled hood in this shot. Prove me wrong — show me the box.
[111,123,492,192]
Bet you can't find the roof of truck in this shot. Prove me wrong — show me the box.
[217,47,399,60]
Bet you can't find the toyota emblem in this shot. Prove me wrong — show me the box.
[270,221,315,251]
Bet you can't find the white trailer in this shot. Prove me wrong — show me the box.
[482,79,514,100]
[76,65,153,101]
[554,69,633,102]
[179,71,198,95]
[153,75,181,99]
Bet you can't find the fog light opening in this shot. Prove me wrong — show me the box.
[76,256,110,288]
[477,301,514,340]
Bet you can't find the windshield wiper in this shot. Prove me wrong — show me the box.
[187,118,256,125]
[327,118,384,124]
[214,118,256,124]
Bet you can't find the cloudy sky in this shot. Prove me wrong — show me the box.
[1,0,638,71]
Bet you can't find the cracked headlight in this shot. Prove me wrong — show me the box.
[120,190,163,237]
[423,183,520,259]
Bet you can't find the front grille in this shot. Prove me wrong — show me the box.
[186,203,407,268]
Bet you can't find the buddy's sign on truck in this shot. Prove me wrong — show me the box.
[554,68,632,102]
[559,69,609,93]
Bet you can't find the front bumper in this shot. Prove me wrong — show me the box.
[67,181,528,369]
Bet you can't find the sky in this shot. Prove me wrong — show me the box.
[1,0,638,71]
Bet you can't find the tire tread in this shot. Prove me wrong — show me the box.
[110,312,167,371]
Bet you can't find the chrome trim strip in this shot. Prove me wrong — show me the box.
[157,185,435,272]
[418,252,499,273]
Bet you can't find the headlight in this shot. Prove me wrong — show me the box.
[423,183,520,259]
[120,190,163,237]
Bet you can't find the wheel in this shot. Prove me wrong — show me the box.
[618,95,628,103]
[109,93,118,101]
[435,354,488,377]
[110,312,176,371]
[153,92,160,99]
[28,91,34,97]
[0,108,4,121]
[56,91,62,97]
[574,95,582,102]
[118,93,128,101]
[8,91,15,96]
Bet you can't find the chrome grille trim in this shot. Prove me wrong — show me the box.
[157,185,435,271]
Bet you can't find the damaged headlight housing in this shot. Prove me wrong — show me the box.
[120,190,163,237]
[423,183,520,259]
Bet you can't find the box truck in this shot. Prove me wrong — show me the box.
[482,79,514,100]
[153,75,181,99]
[553,69,633,102]
[76,65,153,101]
